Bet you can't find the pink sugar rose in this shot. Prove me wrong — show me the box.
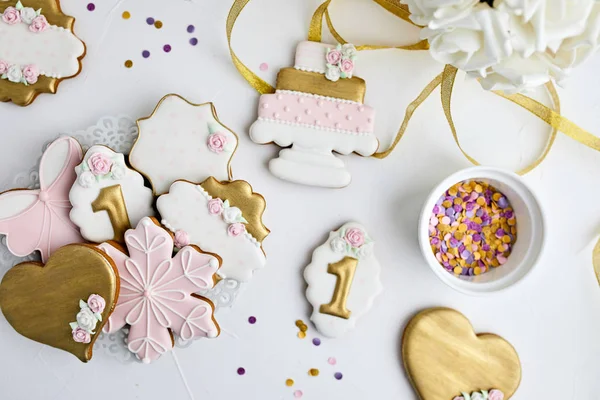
[326,49,342,65]
[87,294,106,314]
[207,132,228,153]
[340,58,354,74]
[0,60,9,75]
[21,64,39,84]
[29,15,49,33]
[344,228,365,248]
[207,198,224,215]
[72,327,91,343]
[87,152,113,176]
[2,7,21,25]
[452,397,465,400]
[227,222,246,237]
[488,390,504,400]
[174,230,190,249]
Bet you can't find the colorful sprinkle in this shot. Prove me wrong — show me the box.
[312,338,321,346]
[259,62,269,71]
[293,390,303,398]
[237,367,245,375]
[163,44,172,53]
[142,50,150,59]
[295,320,304,328]
[86,3,95,11]
[124,60,133,68]
[285,379,294,387]
[248,316,256,324]
[187,24,195,33]
[146,17,155,25]
[429,180,517,276]
[189,38,198,46]
[309,368,319,377]
[327,357,337,365]
[334,372,343,380]
[297,331,306,339]
[154,20,163,29]
[122,11,130,19]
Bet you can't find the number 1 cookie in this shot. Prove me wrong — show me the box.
[304,222,381,338]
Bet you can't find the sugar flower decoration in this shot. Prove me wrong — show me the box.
[325,43,358,82]
[69,294,106,343]
[1,2,46,31]
[330,226,373,258]
[453,389,504,400]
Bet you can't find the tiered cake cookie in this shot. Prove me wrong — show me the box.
[250,42,379,188]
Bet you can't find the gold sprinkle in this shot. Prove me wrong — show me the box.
[122,11,131,19]
[299,325,308,332]
[297,331,306,339]
[295,320,304,328]
[286,379,294,387]
[124,60,133,68]
[309,368,319,377]
[154,20,163,29]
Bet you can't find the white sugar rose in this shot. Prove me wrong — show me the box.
[78,171,95,188]
[6,65,23,83]
[356,243,374,259]
[404,0,478,29]
[470,392,484,400]
[76,308,97,332]
[222,206,243,224]
[325,66,341,82]
[111,164,126,180]
[330,237,347,253]
[20,7,38,24]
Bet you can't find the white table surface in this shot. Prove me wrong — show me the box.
[1,0,600,399]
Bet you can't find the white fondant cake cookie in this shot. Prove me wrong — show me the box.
[69,145,155,243]
[304,222,382,338]
[130,94,238,195]
[157,177,268,283]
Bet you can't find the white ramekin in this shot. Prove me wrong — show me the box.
[418,166,546,295]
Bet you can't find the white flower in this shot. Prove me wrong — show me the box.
[356,243,374,259]
[76,308,97,332]
[330,237,347,253]
[404,0,479,29]
[78,171,95,188]
[6,65,23,83]
[470,392,484,400]
[552,3,600,71]
[341,43,358,59]
[222,206,243,224]
[20,7,37,24]
[325,66,341,82]
[111,164,126,180]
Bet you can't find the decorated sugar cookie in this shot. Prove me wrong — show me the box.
[250,42,379,188]
[0,0,86,106]
[99,217,220,364]
[0,244,119,362]
[0,136,84,262]
[402,308,521,400]
[130,94,238,195]
[69,145,155,243]
[304,222,381,338]
[157,177,269,284]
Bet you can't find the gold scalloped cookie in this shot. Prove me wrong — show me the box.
[402,308,521,400]
[0,0,86,106]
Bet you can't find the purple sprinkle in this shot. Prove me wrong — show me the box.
[472,233,482,242]
[163,44,172,53]
[505,210,514,219]
[465,202,475,211]
[146,17,155,25]
[449,238,459,248]
[432,205,439,214]
[248,316,256,324]
[482,244,491,251]
[496,229,505,238]
[189,37,198,46]
[312,338,321,346]
[87,3,95,11]
[237,367,245,375]
[460,250,471,259]
[142,50,150,58]
[430,237,440,246]
[187,24,195,33]
[476,208,484,217]
[498,197,509,208]
[445,208,454,217]
[334,372,343,380]
[453,204,462,212]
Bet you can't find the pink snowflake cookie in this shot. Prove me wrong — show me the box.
[99,217,220,364]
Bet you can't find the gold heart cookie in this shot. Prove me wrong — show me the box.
[402,308,521,400]
[0,244,119,362]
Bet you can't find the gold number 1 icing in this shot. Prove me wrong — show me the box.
[304,222,381,338]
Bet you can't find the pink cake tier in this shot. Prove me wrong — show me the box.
[256,90,375,135]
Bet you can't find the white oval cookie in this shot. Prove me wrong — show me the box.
[69,145,155,243]
[304,222,382,338]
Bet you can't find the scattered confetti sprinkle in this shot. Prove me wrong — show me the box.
[295,320,304,328]
[124,60,133,68]
[312,338,321,346]
[334,372,343,380]
[86,3,95,11]
[189,38,198,46]
[429,180,517,276]
[187,24,195,33]
[154,20,163,29]
[146,17,155,25]
[163,44,172,53]
[122,11,130,19]
[293,390,303,398]
[285,379,294,387]
[248,316,256,324]
[309,368,319,377]
[237,367,245,376]
[297,331,306,339]
[142,50,150,58]
[259,62,269,71]
[327,357,337,365]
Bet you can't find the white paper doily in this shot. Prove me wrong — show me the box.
[0,115,242,364]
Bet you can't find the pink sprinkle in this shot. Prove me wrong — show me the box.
[293,390,303,398]
[259,62,269,71]
[327,357,337,365]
